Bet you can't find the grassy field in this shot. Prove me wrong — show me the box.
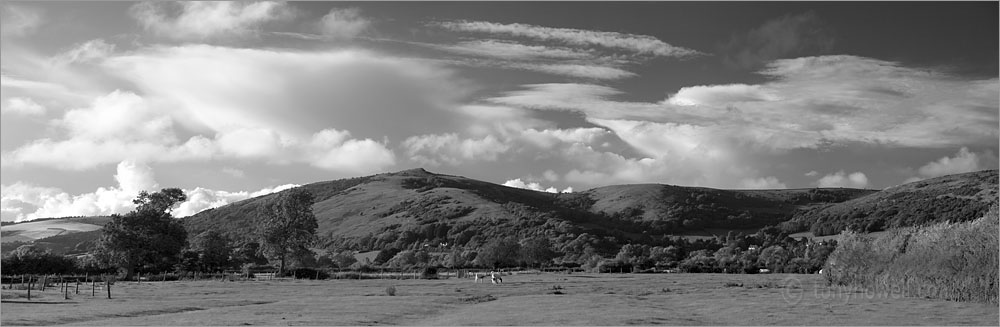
[2,273,996,326]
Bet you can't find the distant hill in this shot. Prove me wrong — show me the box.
[183,168,874,253]
[13,169,993,257]
[781,170,998,236]
[0,216,111,256]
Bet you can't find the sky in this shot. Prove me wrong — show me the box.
[1,1,997,222]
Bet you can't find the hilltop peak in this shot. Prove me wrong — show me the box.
[392,168,435,176]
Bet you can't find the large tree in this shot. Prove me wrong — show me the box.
[190,229,233,272]
[476,237,521,269]
[520,237,557,268]
[256,188,318,274]
[96,188,188,279]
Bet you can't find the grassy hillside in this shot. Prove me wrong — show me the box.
[780,169,998,236]
[183,168,872,254]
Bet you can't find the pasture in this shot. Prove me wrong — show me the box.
[2,273,996,326]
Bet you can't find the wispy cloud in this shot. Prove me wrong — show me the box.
[129,1,294,40]
[719,11,835,70]
[436,20,702,58]
[437,40,594,60]
[0,4,43,38]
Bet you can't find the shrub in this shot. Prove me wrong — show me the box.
[826,205,998,303]
[282,267,329,280]
[420,266,439,279]
[384,285,396,296]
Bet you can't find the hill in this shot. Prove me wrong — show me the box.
[780,169,998,236]
[182,168,874,254]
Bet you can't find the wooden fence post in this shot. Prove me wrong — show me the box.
[92,280,96,297]
[26,276,31,301]
[106,280,111,299]
[64,280,69,300]
[76,280,80,295]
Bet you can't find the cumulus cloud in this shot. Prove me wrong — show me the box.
[519,127,610,149]
[436,20,702,58]
[129,1,293,40]
[502,178,572,193]
[402,133,510,166]
[902,147,993,183]
[105,44,468,143]
[1,97,46,116]
[666,84,778,106]
[2,89,396,174]
[817,171,869,188]
[719,11,835,70]
[738,176,788,190]
[917,147,982,178]
[0,160,298,221]
[319,7,370,39]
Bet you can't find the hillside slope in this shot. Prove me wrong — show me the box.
[781,169,998,236]
[183,168,873,253]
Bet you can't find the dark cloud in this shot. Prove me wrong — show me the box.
[719,12,835,70]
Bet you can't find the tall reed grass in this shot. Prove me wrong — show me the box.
[825,205,998,303]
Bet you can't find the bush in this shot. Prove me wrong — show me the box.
[385,285,396,296]
[281,267,329,280]
[420,266,439,279]
[826,205,998,303]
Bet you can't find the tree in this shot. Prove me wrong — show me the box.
[476,237,520,269]
[96,188,188,279]
[256,188,318,275]
[330,251,358,268]
[191,229,233,272]
[520,237,558,268]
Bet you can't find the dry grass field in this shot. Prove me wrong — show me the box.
[2,273,996,326]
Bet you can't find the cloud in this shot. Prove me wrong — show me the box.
[436,20,702,58]
[172,183,298,217]
[804,170,818,177]
[104,44,470,143]
[0,160,299,221]
[493,56,999,150]
[1,97,46,116]
[738,176,788,190]
[305,129,397,173]
[51,39,116,65]
[129,1,293,40]
[719,11,834,70]
[510,63,636,80]
[816,171,869,188]
[666,84,778,106]
[502,178,571,193]
[221,167,245,179]
[2,89,397,174]
[319,7,370,39]
[519,127,610,149]
[903,147,991,184]
[0,4,42,37]
[438,40,593,60]
[402,133,510,166]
